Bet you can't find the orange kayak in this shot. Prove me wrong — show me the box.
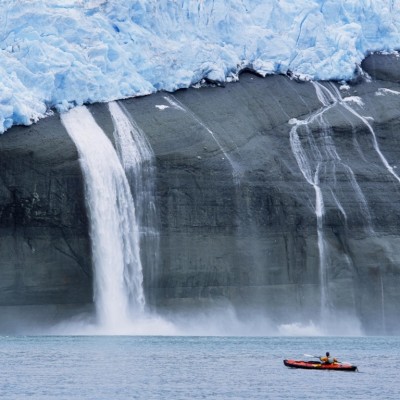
[284,359,357,372]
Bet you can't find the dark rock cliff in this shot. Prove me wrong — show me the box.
[1,53,400,334]
[0,117,92,305]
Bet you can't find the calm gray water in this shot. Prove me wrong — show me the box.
[0,336,399,399]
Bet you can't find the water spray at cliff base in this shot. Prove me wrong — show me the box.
[57,104,362,337]
[59,104,172,335]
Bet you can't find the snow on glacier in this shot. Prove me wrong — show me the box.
[1,0,400,133]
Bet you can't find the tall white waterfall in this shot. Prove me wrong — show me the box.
[108,101,159,304]
[61,106,145,328]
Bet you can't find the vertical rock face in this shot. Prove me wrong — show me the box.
[1,54,400,334]
[0,116,92,308]
[124,71,400,334]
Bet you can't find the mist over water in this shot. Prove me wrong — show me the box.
[42,300,363,337]
[0,302,365,336]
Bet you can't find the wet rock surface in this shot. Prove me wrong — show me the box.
[361,52,400,82]
[1,54,400,334]
[0,115,92,308]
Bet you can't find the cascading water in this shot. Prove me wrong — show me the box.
[313,82,400,332]
[380,272,386,334]
[322,82,400,183]
[61,105,145,329]
[289,119,329,315]
[289,82,376,325]
[108,101,159,306]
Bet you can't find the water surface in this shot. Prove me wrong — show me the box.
[0,336,398,399]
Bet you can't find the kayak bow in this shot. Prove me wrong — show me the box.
[284,359,357,372]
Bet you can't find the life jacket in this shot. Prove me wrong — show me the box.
[320,356,336,364]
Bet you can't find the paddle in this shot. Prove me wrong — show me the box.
[303,354,352,365]
[304,353,319,358]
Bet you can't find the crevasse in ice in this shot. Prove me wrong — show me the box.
[0,0,399,133]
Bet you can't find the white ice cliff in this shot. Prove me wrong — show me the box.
[0,0,400,133]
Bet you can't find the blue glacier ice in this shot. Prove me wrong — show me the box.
[1,0,400,133]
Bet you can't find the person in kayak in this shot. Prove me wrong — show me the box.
[319,352,338,364]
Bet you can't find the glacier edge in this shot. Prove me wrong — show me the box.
[0,0,400,133]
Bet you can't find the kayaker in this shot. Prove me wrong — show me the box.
[319,352,338,364]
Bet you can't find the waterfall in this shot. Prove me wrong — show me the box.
[108,101,159,305]
[61,105,145,328]
[289,82,375,320]
[289,80,400,332]
[289,121,329,314]
[289,99,337,316]
[380,272,386,334]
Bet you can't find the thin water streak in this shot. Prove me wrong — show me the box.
[164,94,243,181]
[289,81,378,321]
[380,272,386,334]
[108,101,160,307]
[318,82,400,183]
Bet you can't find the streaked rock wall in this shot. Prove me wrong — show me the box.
[1,54,400,334]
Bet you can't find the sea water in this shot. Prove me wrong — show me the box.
[0,336,399,399]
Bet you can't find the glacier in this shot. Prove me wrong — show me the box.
[1,0,400,133]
